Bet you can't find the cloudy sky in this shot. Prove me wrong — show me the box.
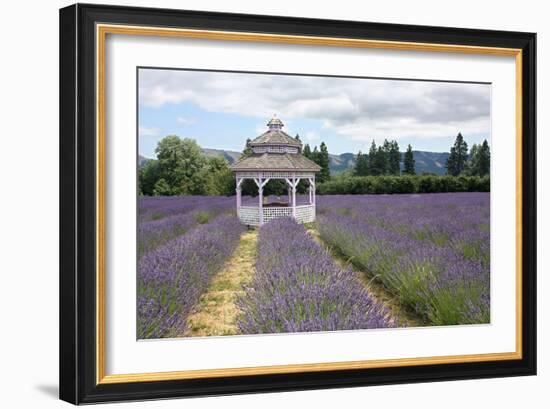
[138,68,491,158]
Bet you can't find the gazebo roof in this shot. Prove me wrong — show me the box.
[248,130,302,147]
[231,152,321,172]
[231,115,320,173]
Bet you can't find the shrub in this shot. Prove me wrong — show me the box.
[317,175,490,195]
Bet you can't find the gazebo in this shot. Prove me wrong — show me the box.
[230,116,321,227]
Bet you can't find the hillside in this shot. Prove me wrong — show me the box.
[140,149,450,175]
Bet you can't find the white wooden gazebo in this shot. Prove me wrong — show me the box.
[230,116,321,227]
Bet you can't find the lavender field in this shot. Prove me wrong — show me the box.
[137,192,490,339]
[317,193,490,326]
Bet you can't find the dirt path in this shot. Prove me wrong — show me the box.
[183,229,258,337]
[307,227,424,327]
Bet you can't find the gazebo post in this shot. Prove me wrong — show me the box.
[258,177,263,226]
[292,176,297,219]
[236,177,243,209]
[287,183,291,206]
[254,176,269,226]
[311,177,316,206]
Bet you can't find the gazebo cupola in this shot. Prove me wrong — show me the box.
[230,116,321,227]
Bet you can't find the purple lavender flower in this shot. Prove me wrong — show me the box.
[237,218,393,334]
[316,192,490,326]
[137,213,245,339]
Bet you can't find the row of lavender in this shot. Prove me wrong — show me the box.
[138,197,234,256]
[316,193,490,326]
[137,196,243,339]
[237,218,393,333]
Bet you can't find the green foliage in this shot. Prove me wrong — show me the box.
[354,150,369,176]
[194,211,211,224]
[446,132,469,176]
[388,140,401,175]
[317,174,490,195]
[362,139,401,176]
[319,142,330,182]
[303,143,312,158]
[242,138,253,157]
[466,139,490,176]
[309,142,330,182]
[139,160,162,196]
[153,178,171,196]
[194,156,235,196]
[139,135,235,196]
[403,144,415,175]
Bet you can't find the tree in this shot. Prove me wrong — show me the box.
[477,139,491,176]
[403,144,416,175]
[154,135,207,194]
[295,133,301,142]
[303,143,312,159]
[466,143,479,175]
[354,150,369,176]
[318,142,331,182]
[194,156,235,196]
[153,178,171,196]
[311,146,320,164]
[139,159,162,196]
[446,132,469,176]
[388,140,401,175]
[242,138,253,157]
[368,140,389,176]
[367,140,378,175]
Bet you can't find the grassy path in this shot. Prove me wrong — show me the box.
[183,229,258,337]
[307,226,424,327]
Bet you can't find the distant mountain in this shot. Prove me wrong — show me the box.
[202,148,242,164]
[141,149,450,175]
[409,150,449,175]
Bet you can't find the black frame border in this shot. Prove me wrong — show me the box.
[59,3,536,404]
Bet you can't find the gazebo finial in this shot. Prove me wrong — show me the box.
[267,115,284,132]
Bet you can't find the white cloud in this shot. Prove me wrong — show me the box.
[176,116,197,125]
[139,69,490,142]
[138,126,161,137]
[304,131,320,142]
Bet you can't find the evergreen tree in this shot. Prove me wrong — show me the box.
[295,133,301,142]
[466,143,479,175]
[318,142,331,182]
[367,140,378,175]
[311,146,320,164]
[388,140,401,175]
[303,143,312,159]
[446,132,469,176]
[403,144,416,175]
[354,150,369,176]
[477,139,491,176]
[242,138,253,157]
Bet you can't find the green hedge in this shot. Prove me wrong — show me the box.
[317,175,490,195]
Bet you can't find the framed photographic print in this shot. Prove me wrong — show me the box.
[59,3,536,404]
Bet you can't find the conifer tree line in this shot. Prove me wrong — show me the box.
[302,138,330,183]
[350,133,490,178]
[353,139,406,176]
